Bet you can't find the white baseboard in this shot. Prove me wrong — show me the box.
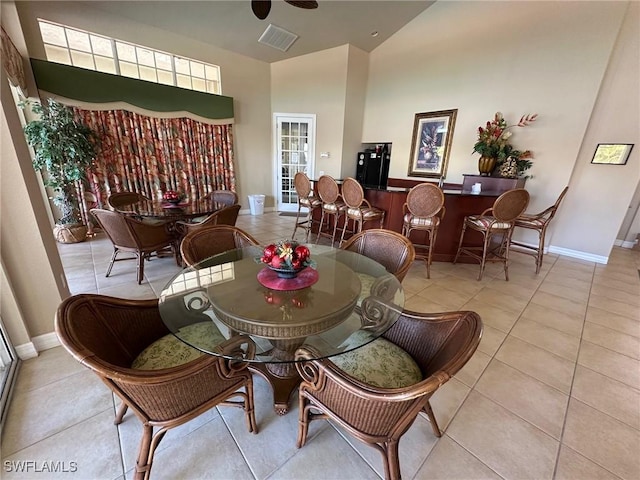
[239,206,275,216]
[15,342,38,360]
[615,239,637,249]
[15,332,60,360]
[548,245,608,264]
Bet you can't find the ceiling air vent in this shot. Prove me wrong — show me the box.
[258,24,299,52]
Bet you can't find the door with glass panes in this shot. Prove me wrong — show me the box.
[275,114,315,212]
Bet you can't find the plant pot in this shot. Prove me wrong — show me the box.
[478,156,497,176]
[53,223,87,243]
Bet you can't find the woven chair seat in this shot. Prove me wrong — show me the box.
[300,196,322,209]
[403,213,440,228]
[347,206,383,220]
[515,215,546,228]
[333,330,422,388]
[132,322,226,370]
[467,215,513,230]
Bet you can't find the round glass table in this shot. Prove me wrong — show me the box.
[158,244,405,414]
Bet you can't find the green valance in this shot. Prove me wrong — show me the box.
[30,59,234,122]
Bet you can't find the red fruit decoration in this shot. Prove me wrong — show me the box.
[294,245,310,262]
[270,256,283,269]
[262,244,277,262]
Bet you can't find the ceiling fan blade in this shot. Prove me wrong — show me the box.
[251,0,272,20]
[285,0,318,9]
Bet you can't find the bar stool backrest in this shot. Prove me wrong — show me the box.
[317,175,340,204]
[341,177,365,209]
[492,188,530,222]
[406,183,444,217]
[294,172,313,199]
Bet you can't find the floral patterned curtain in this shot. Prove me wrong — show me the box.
[73,107,236,212]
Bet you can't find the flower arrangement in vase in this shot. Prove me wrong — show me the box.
[258,240,315,278]
[162,190,185,204]
[473,112,537,177]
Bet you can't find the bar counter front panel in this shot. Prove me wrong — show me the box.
[311,179,504,263]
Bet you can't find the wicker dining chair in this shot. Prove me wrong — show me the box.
[211,189,239,207]
[339,177,385,246]
[315,175,347,246]
[453,188,530,281]
[107,191,152,211]
[91,208,178,284]
[56,294,257,480]
[401,183,445,279]
[175,204,241,235]
[291,172,322,242]
[180,225,260,267]
[341,229,416,282]
[511,186,569,274]
[295,308,483,480]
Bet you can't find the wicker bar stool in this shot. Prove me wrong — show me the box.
[315,175,347,246]
[401,183,445,278]
[339,177,385,246]
[453,188,529,281]
[511,186,568,274]
[291,172,322,242]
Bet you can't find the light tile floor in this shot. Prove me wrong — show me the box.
[3,212,639,479]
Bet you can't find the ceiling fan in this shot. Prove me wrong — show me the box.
[251,0,318,20]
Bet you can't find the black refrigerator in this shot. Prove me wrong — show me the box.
[355,150,390,189]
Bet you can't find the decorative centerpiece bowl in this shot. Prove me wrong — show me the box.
[162,190,184,205]
[257,240,315,279]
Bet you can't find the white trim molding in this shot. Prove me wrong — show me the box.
[548,245,608,265]
[15,332,60,360]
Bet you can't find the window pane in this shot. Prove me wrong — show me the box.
[119,61,139,79]
[116,42,136,62]
[136,47,155,67]
[175,57,190,74]
[154,52,172,71]
[70,50,95,69]
[139,65,157,82]
[95,56,116,74]
[44,44,71,64]
[39,22,67,47]
[291,123,299,136]
[90,35,112,57]
[190,61,205,78]
[205,80,219,94]
[192,78,206,92]
[67,29,91,52]
[205,65,219,81]
[176,74,191,89]
[158,70,173,85]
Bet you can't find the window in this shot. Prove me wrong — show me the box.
[38,19,221,95]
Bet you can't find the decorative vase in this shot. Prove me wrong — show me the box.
[478,156,497,176]
[498,158,518,178]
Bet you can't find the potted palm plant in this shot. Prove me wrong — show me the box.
[23,99,100,243]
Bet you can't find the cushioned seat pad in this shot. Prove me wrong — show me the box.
[132,321,226,370]
[333,330,422,388]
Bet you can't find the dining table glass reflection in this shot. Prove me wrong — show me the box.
[158,245,405,414]
[115,197,223,220]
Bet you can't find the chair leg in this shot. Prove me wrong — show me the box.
[297,396,310,448]
[105,248,118,277]
[331,213,342,246]
[478,231,491,281]
[453,222,467,264]
[292,204,303,240]
[316,210,327,244]
[535,227,546,274]
[244,380,257,434]
[114,402,128,425]
[381,439,401,480]
[136,252,145,284]
[339,215,350,246]
[423,400,442,437]
[426,228,437,279]
[134,425,154,480]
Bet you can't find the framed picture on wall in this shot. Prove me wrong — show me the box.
[408,109,457,178]
[591,143,634,165]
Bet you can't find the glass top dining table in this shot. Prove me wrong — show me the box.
[158,244,405,414]
[115,197,223,220]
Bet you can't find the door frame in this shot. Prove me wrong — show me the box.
[273,113,316,212]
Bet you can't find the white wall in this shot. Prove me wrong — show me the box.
[363,0,635,260]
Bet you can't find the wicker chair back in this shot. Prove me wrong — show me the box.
[406,183,444,218]
[492,188,530,221]
[180,225,260,267]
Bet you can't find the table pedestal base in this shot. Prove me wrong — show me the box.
[249,363,301,415]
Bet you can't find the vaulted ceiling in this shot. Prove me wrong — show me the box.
[82,0,435,63]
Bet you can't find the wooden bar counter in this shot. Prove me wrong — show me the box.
[311,178,507,262]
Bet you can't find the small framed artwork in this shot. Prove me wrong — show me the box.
[408,109,457,178]
[591,143,634,165]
